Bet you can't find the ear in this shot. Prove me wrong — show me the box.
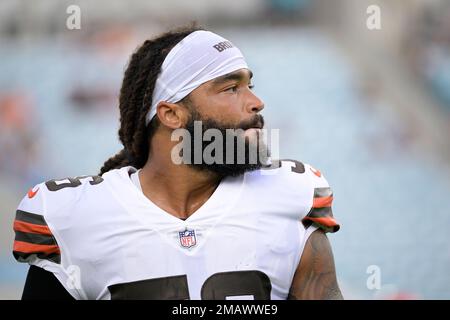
[155,101,189,129]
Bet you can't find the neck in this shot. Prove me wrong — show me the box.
[139,153,221,220]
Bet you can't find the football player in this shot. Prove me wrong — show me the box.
[13,26,342,300]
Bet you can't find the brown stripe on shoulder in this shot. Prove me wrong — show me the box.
[14,231,57,246]
[307,207,333,218]
[313,187,333,198]
[15,210,47,226]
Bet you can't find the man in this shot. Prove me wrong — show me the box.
[12,26,342,300]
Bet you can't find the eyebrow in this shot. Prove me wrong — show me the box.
[211,69,254,86]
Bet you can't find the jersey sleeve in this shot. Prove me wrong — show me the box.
[302,164,340,233]
[13,183,62,264]
[12,182,82,299]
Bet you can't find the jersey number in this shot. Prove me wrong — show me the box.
[45,175,104,191]
[108,270,271,300]
[263,159,305,174]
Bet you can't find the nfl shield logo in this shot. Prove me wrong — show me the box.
[179,229,197,248]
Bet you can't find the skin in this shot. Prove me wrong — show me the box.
[288,229,343,300]
[139,67,342,299]
[139,68,263,219]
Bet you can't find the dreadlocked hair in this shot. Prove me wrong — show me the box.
[99,25,203,175]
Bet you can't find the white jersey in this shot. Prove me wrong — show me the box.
[13,160,339,300]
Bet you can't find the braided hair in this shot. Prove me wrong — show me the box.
[99,25,202,175]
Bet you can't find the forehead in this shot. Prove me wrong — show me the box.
[209,68,253,86]
[186,68,253,99]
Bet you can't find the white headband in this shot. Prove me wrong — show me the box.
[145,30,249,125]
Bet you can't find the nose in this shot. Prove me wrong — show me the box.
[245,90,265,114]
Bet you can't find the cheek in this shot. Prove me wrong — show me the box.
[200,95,242,119]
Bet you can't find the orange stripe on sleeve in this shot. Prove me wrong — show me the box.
[13,240,60,255]
[313,196,333,208]
[13,220,53,236]
[303,216,339,228]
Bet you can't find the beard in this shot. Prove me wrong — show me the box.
[181,109,270,178]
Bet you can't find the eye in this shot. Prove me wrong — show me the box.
[223,83,254,93]
[224,85,238,93]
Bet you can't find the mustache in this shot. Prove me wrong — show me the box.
[236,115,265,131]
[186,109,265,131]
